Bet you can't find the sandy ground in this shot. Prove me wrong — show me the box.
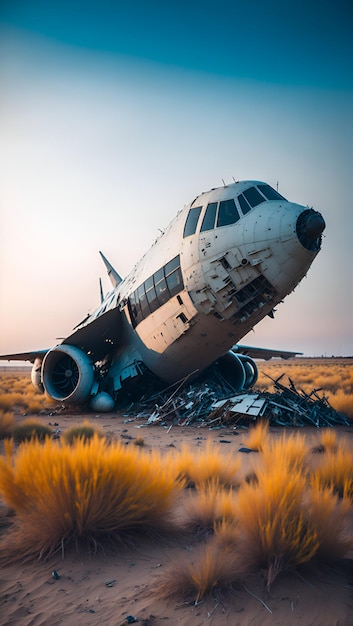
[1,412,353,626]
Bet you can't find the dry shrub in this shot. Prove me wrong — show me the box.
[243,420,269,451]
[260,431,310,474]
[306,486,353,560]
[310,448,353,501]
[256,359,353,418]
[312,429,337,454]
[159,541,246,603]
[0,410,15,439]
[236,469,319,588]
[173,441,241,489]
[0,435,182,559]
[12,419,53,443]
[329,390,353,419]
[133,436,145,447]
[182,481,237,534]
[213,518,240,549]
[63,420,103,444]
[0,393,24,411]
[0,372,48,413]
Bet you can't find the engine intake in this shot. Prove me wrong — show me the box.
[216,351,258,391]
[42,345,95,403]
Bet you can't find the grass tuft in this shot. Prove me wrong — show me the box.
[312,429,338,454]
[63,420,103,444]
[173,441,241,489]
[0,410,15,439]
[243,420,270,452]
[159,541,246,603]
[306,485,353,560]
[12,419,53,443]
[260,432,310,474]
[310,448,353,501]
[0,434,182,559]
[181,481,237,535]
[133,436,145,447]
[236,469,319,589]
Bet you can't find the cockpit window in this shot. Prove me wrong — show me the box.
[200,202,217,232]
[257,184,286,201]
[183,206,202,237]
[238,194,252,215]
[242,187,266,208]
[217,199,240,227]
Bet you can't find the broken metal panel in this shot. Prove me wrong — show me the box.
[212,394,267,417]
[122,366,350,429]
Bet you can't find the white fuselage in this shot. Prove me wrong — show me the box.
[91,180,323,390]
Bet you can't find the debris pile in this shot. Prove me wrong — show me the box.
[123,370,350,428]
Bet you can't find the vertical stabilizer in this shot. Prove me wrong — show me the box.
[99,251,122,287]
[99,277,104,303]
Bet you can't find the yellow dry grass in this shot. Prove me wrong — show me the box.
[260,431,310,474]
[163,428,353,596]
[0,410,15,439]
[236,468,319,588]
[63,420,104,444]
[256,358,353,418]
[159,541,246,603]
[310,447,353,501]
[0,371,51,413]
[12,418,53,443]
[305,485,352,560]
[181,481,238,534]
[0,435,182,559]
[173,440,241,488]
[243,419,270,451]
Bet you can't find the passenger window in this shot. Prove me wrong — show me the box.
[217,199,240,227]
[144,276,158,313]
[155,276,169,305]
[183,206,202,237]
[164,256,180,276]
[129,290,143,327]
[242,187,265,208]
[238,194,251,215]
[257,184,286,201]
[200,202,218,232]
[166,268,183,296]
[165,256,184,297]
[138,284,150,318]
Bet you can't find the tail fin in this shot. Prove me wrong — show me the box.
[99,251,122,287]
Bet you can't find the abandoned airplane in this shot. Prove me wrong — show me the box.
[0,180,325,412]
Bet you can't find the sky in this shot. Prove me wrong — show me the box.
[0,0,352,358]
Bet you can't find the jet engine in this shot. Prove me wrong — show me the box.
[31,357,44,394]
[216,351,258,391]
[42,345,95,404]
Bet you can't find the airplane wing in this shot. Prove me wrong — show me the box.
[0,306,125,366]
[232,344,302,360]
[0,349,49,363]
[63,306,124,361]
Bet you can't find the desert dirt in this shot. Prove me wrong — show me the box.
[1,409,353,626]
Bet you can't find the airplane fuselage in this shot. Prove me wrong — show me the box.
[1,180,325,411]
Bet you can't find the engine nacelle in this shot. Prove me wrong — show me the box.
[31,357,44,394]
[216,351,258,391]
[42,345,95,404]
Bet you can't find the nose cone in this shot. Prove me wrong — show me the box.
[296,209,325,251]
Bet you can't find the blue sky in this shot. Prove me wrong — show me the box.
[0,0,352,356]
